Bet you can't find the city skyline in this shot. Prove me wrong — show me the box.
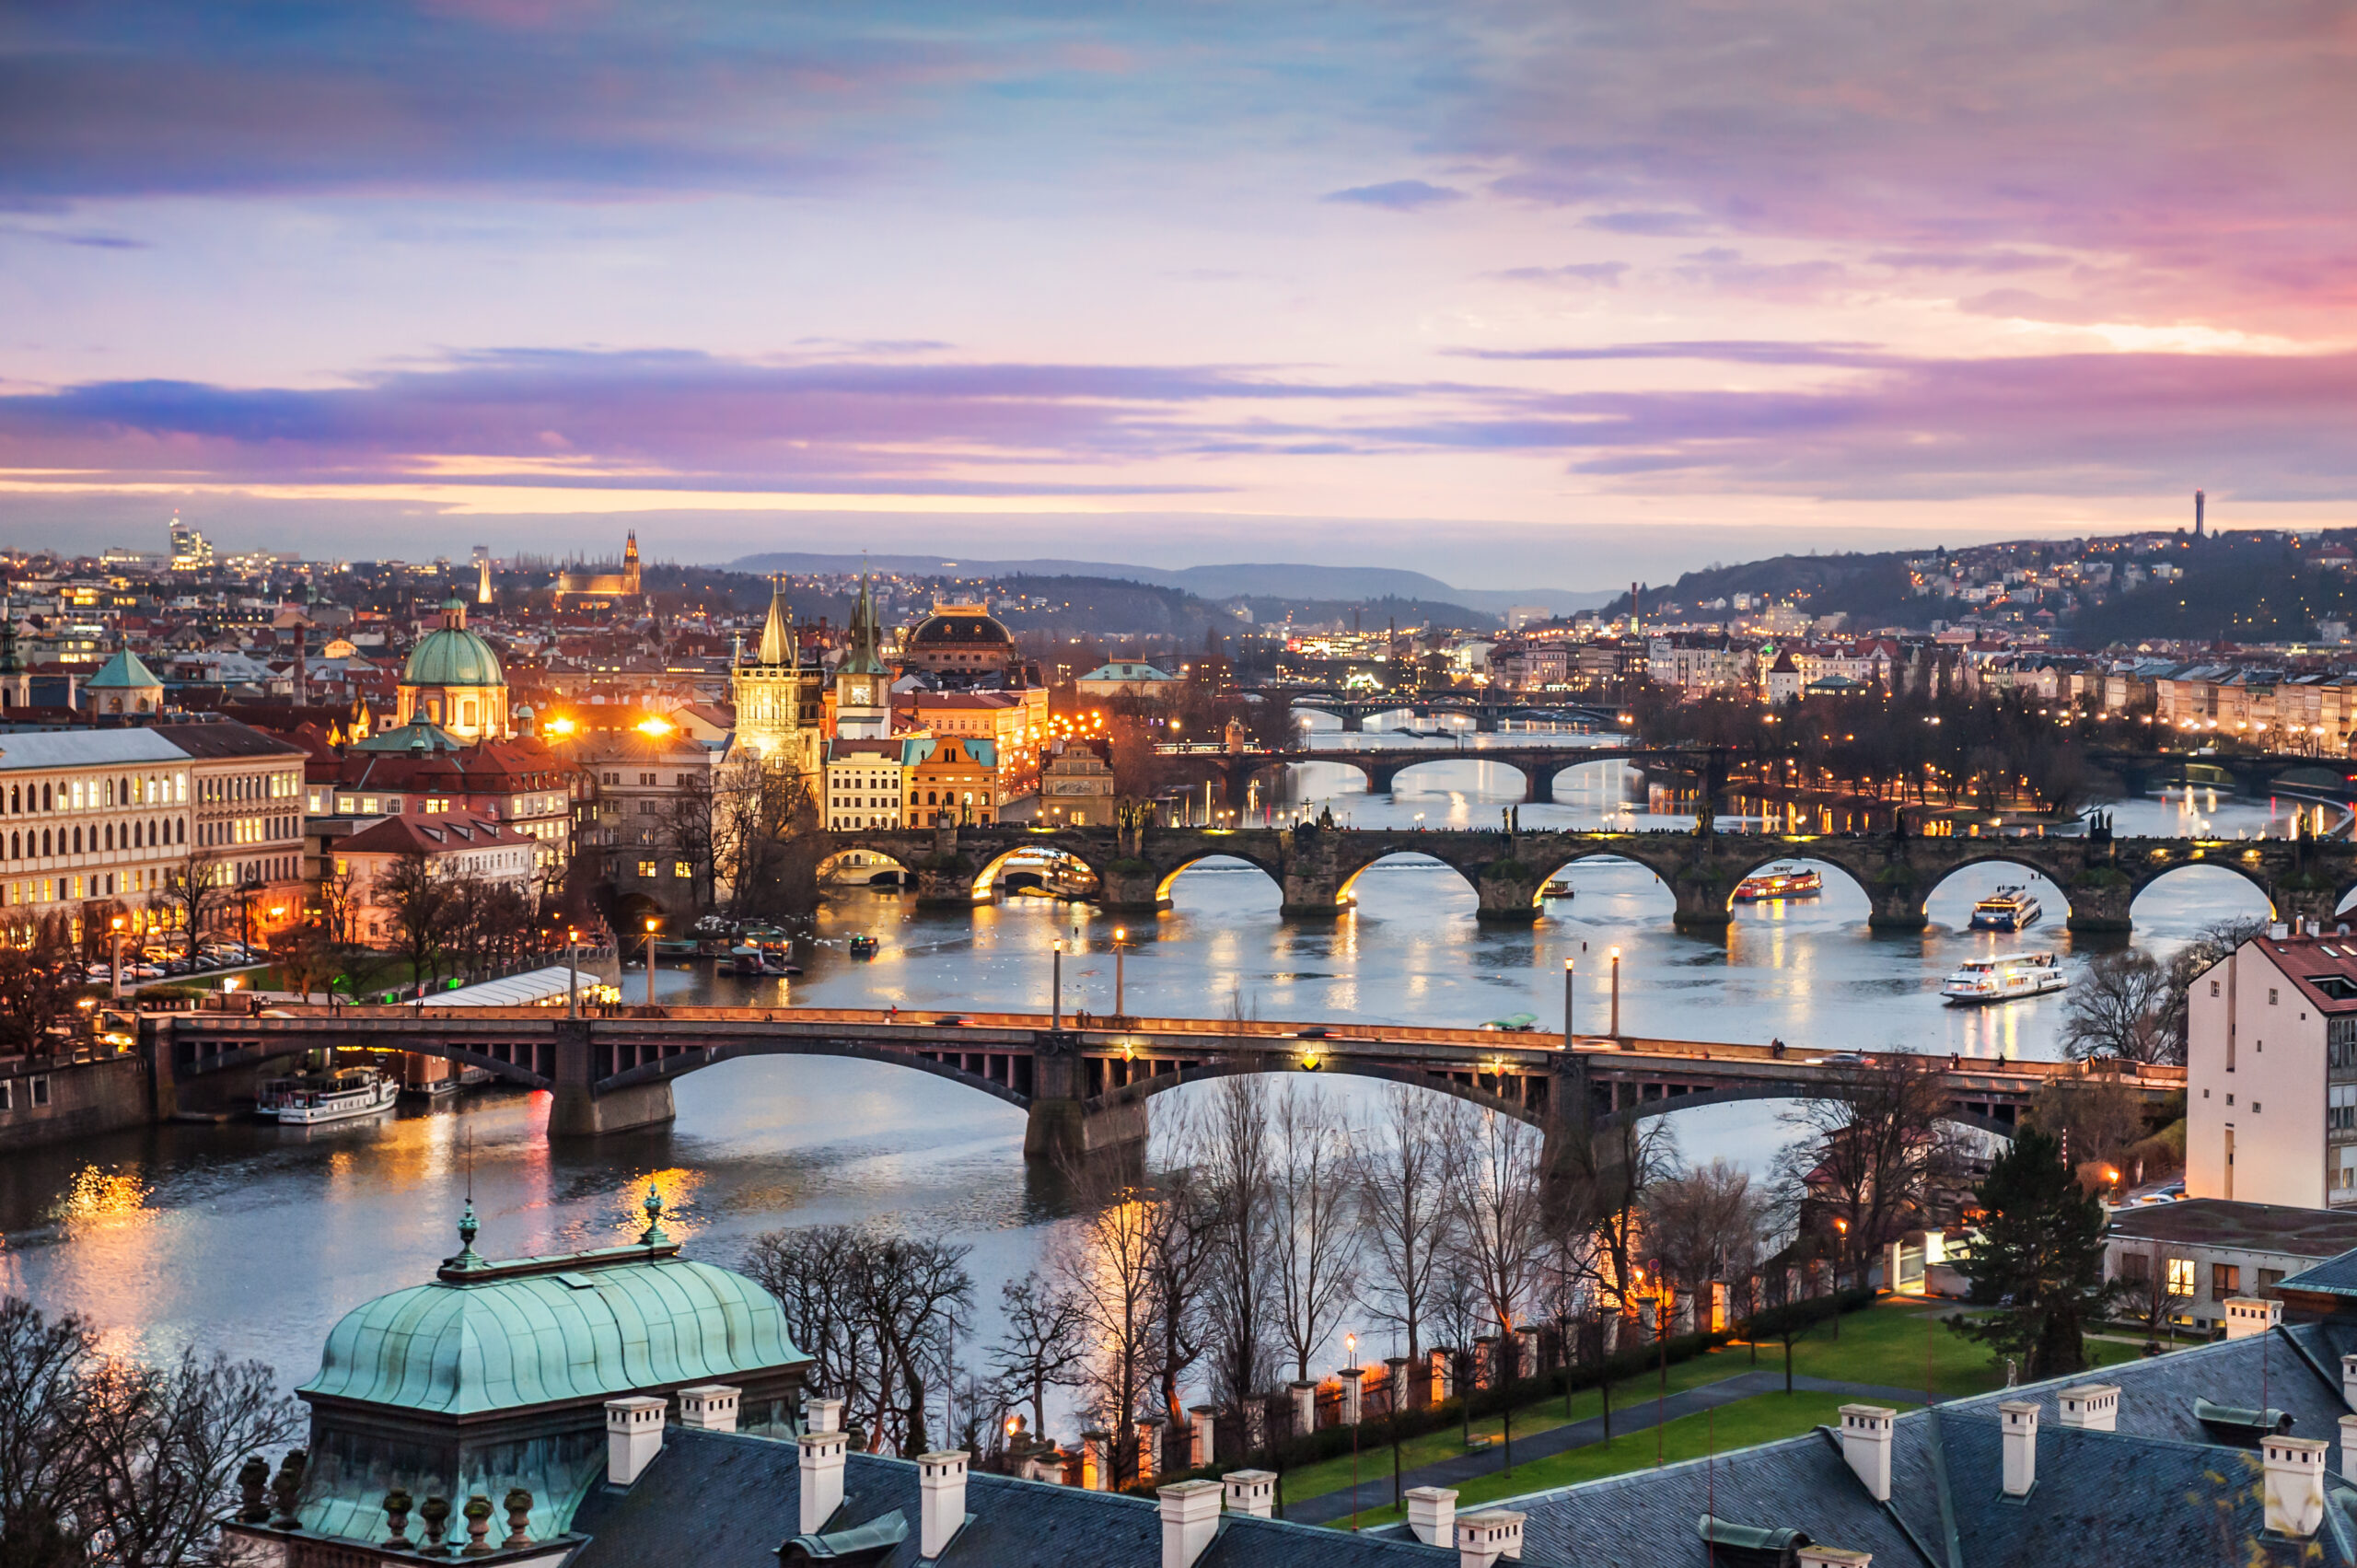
[6,4,2357,583]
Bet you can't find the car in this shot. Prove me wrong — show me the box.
[1816,1051,1871,1066]
[934,1015,967,1026]
[1294,1027,1330,1040]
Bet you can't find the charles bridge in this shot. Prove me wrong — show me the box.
[145,1005,2182,1160]
[1155,743,1673,807]
[824,815,2357,932]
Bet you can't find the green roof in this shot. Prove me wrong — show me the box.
[402,625,505,688]
[85,649,162,689]
[351,719,463,753]
[300,1241,803,1417]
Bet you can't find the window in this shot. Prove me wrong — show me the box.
[2121,1251,2151,1282]
[2166,1258,2196,1296]
[673,861,692,878]
[2270,988,2280,1005]
[636,860,657,877]
[2331,1086,2356,1130]
[2211,980,2221,997]
[2259,1268,2287,1295]
[29,1076,48,1109]
[0,1082,9,1111]
[2213,1263,2241,1297]
[638,801,656,816]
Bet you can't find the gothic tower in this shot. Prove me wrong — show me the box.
[731,576,819,774]
[832,571,891,739]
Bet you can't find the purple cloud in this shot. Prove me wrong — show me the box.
[1579,210,1716,237]
[1322,180,1465,210]
[1489,261,1629,287]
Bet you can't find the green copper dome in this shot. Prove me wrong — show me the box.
[300,1244,801,1416]
[402,625,504,689]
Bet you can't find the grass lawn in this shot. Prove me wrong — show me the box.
[1279,1299,2153,1508]
[1332,1389,1890,1529]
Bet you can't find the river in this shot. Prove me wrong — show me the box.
[0,733,2310,1413]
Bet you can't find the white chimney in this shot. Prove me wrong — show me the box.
[1189,1405,1216,1469]
[2264,1434,2328,1538]
[2340,1415,2357,1482]
[918,1451,969,1559]
[2056,1385,2119,1433]
[797,1429,847,1536]
[2340,1353,2357,1411]
[1839,1405,1896,1502]
[1157,1479,1222,1568]
[1222,1469,1274,1519]
[807,1396,845,1434]
[604,1395,666,1486]
[1797,1550,1872,1568]
[1405,1486,1457,1548]
[1998,1401,2038,1496]
[2223,1297,2282,1341]
[677,1384,740,1433]
[1457,1509,1525,1568]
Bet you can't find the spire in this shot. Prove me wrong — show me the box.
[841,569,887,676]
[755,575,794,667]
[0,590,17,679]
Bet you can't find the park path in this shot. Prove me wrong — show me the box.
[1284,1370,1943,1527]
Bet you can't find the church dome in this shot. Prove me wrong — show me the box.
[403,625,504,689]
[908,607,1012,648]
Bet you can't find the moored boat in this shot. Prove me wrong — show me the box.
[1941,952,2068,1004]
[257,1067,399,1125]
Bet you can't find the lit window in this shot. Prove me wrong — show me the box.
[2166,1258,2196,1296]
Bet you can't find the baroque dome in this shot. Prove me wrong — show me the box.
[403,625,505,689]
[909,607,1012,647]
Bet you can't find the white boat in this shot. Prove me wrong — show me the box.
[257,1066,400,1124]
[1969,886,2043,931]
[1941,953,2068,1005]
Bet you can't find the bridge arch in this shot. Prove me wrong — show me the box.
[1152,849,1288,906]
[1085,1055,1547,1131]
[964,842,1103,901]
[1604,1083,2020,1142]
[2127,856,2279,923]
[598,1037,1033,1109]
[1333,845,1483,909]
[1918,854,2077,929]
[820,846,910,889]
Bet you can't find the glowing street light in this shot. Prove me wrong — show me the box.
[644,917,659,1006]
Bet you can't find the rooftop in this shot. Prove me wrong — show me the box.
[2107,1198,2357,1258]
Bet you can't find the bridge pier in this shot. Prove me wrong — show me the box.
[2063,872,2134,934]
[1098,863,1170,915]
[1023,1033,1148,1162]
[1340,712,1364,734]
[549,1021,678,1136]
[1476,862,1545,923]
[1475,711,1501,734]
[1864,872,1930,932]
[1668,872,1735,931]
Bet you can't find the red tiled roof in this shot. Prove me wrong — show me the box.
[338,812,529,856]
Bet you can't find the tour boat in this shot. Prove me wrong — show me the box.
[1734,865,1823,902]
[1969,887,2043,931]
[257,1067,399,1125]
[728,943,800,977]
[1541,878,1573,900]
[848,935,880,959]
[1941,952,2067,1005]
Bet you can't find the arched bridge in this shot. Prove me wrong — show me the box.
[1270,690,1620,733]
[144,1006,2179,1159]
[1154,743,1681,808]
[826,818,2357,932]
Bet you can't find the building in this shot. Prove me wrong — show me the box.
[563,728,730,912]
[2105,1200,2357,1332]
[904,736,997,825]
[80,648,165,715]
[901,599,1018,680]
[552,528,644,606]
[729,579,823,776]
[331,812,543,946]
[905,689,1047,792]
[2187,929,2357,1207]
[304,726,580,887]
[1039,738,1115,826]
[148,718,309,942]
[830,573,892,739]
[395,598,510,741]
[1074,660,1177,700]
[0,728,192,939]
[824,738,915,830]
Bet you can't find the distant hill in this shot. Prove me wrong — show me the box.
[1601,551,1920,627]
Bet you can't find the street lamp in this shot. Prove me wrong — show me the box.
[1051,939,1063,1031]
[1345,1330,1361,1529]
[1112,927,1128,1020]
[110,916,124,1001]
[1650,1256,1668,1467]
[1562,956,1574,1046]
[644,917,659,1007]
[1609,947,1622,1040]
[566,926,581,1017]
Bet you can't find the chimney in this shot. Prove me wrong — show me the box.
[1797,1551,1873,1568]
[917,1451,969,1559]
[807,1397,844,1434]
[677,1385,739,1434]
[2223,1297,2281,1340]
[1405,1486,1457,1548]
[604,1396,666,1486]
[2340,1353,2357,1412]
[1157,1480,1222,1568]
[2057,1385,2119,1433]
[1999,1401,2038,1496]
[2195,489,2206,537]
[2263,1434,2328,1539]
[2340,1415,2357,1482]
[1457,1509,1524,1568]
[797,1429,847,1536]
[1221,1469,1275,1519]
[1839,1405,1896,1502]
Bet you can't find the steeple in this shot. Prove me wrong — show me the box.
[0,591,17,679]
[622,529,642,595]
[754,575,795,668]
[842,570,886,676]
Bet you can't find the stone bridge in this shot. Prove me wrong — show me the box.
[826,818,2357,932]
[1153,744,1685,808]
[145,1006,2178,1161]
[1271,690,1621,733]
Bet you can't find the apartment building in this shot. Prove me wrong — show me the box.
[2187,929,2357,1208]
[824,738,913,830]
[151,718,308,935]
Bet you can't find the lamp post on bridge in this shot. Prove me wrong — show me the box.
[1609,946,1621,1041]
[110,915,124,1002]
[644,917,658,1007]
[566,926,580,1018]
[1562,956,1573,1046]
[1051,939,1063,1031]
[1112,927,1127,1021]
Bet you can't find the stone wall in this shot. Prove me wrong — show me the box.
[0,1055,151,1153]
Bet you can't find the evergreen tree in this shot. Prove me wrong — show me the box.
[1951,1125,2117,1380]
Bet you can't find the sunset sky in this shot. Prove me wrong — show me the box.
[6,2,2356,587]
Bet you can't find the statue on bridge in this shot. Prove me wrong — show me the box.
[1692,795,1714,839]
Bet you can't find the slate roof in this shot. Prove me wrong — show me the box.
[2282,1249,2357,1297]
[571,1428,1488,1568]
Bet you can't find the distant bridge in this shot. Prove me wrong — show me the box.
[1261,689,1622,733]
[824,818,2357,932]
[146,1005,2180,1156]
[1151,743,1687,807]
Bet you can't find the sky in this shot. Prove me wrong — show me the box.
[4,1,2356,590]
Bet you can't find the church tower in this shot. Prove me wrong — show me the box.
[832,571,891,739]
[731,576,819,774]
[622,530,642,596]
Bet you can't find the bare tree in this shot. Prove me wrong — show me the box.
[1443,1103,1548,1353]
[2024,1077,2148,1171]
[316,856,362,947]
[2060,950,2175,1063]
[1771,1052,1968,1291]
[375,845,452,994]
[0,914,78,1056]
[154,846,230,970]
[1052,1161,1159,1484]
[988,1278,1088,1440]
[1639,1159,1765,1305]
[1269,1082,1357,1388]
[1200,1074,1278,1407]
[2119,1249,2192,1343]
[1142,1106,1222,1424]
[1549,1115,1679,1316]
[1353,1086,1457,1394]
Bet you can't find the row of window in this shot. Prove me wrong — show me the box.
[635,860,697,879]
[0,1077,52,1110]
[197,815,296,848]
[6,818,184,859]
[198,771,298,805]
[5,773,186,813]
[2120,1252,2287,1298]
[5,869,152,906]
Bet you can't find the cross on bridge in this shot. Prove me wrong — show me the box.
[147,1005,2179,1162]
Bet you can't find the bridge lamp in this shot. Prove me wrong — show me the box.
[1562,957,1575,1045]
[1051,939,1064,1030]
[1608,947,1622,1040]
[644,918,659,1007]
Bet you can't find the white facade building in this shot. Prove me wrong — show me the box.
[2186,931,2357,1209]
